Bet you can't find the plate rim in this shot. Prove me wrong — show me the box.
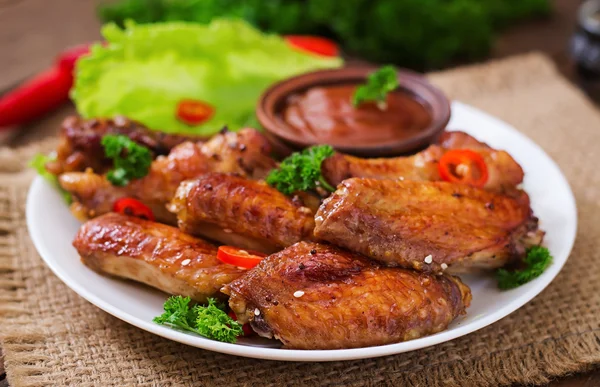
[26,101,578,362]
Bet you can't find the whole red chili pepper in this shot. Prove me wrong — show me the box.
[0,67,72,129]
[0,44,92,130]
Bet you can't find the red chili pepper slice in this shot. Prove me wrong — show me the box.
[113,198,155,221]
[284,35,339,57]
[0,67,72,129]
[217,246,266,269]
[228,310,255,337]
[438,149,489,188]
[176,99,215,126]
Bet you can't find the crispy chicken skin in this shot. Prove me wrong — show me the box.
[314,179,544,273]
[73,213,245,302]
[169,173,316,253]
[223,242,471,349]
[45,115,198,176]
[437,130,489,149]
[59,128,277,224]
[322,131,524,192]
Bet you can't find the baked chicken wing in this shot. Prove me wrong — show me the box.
[314,178,544,273]
[73,213,245,302]
[45,115,198,176]
[322,131,524,192]
[59,128,277,224]
[223,242,471,349]
[169,173,316,253]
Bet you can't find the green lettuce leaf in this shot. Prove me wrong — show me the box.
[72,19,342,135]
[30,154,72,204]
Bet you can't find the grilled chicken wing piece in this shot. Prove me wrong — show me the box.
[322,131,524,192]
[45,115,199,176]
[314,179,544,273]
[436,130,489,149]
[59,128,277,224]
[169,173,316,253]
[223,242,471,349]
[73,213,245,302]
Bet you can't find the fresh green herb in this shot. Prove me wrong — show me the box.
[266,145,335,195]
[154,296,243,343]
[30,153,72,204]
[496,246,553,290]
[352,65,398,108]
[97,0,551,70]
[101,134,152,186]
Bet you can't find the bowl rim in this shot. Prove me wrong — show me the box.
[256,66,452,157]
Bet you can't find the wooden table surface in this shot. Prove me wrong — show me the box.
[0,0,598,386]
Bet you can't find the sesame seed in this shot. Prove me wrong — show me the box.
[254,308,260,316]
[223,228,233,233]
[441,263,448,270]
[424,255,433,264]
[299,206,312,215]
[456,163,469,177]
[293,290,305,298]
[181,259,191,266]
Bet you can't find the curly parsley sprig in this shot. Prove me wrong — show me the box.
[101,134,152,186]
[153,296,243,343]
[266,145,335,195]
[496,246,553,290]
[352,65,399,108]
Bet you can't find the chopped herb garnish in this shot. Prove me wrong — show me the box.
[101,134,152,186]
[30,153,72,204]
[352,65,399,108]
[153,296,243,343]
[266,145,335,195]
[496,246,553,290]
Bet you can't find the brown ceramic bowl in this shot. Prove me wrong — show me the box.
[256,67,451,157]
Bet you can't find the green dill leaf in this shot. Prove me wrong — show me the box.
[266,145,335,195]
[29,153,73,204]
[352,65,399,107]
[153,296,242,343]
[496,246,553,290]
[194,298,243,344]
[101,134,152,186]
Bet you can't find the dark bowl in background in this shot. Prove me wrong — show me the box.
[256,67,451,157]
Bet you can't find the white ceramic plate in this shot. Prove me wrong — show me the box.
[27,102,577,362]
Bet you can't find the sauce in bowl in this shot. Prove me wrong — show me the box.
[282,84,432,146]
[257,67,451,157]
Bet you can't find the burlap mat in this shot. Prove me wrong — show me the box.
[0,53,599,387]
